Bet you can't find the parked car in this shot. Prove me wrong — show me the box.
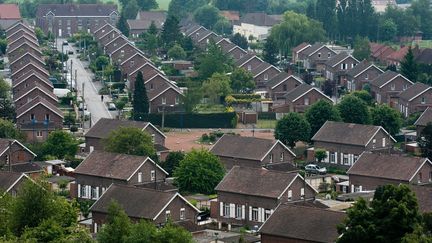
[305,164,327,174]
[62,40,68,46]
[107,102,116,110]
[68,50,74,55]
[79,102,87,111]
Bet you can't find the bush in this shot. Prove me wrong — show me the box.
[139,112,238,128]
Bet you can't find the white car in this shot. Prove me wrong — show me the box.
[305,164,327,174]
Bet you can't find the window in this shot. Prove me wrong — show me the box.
[330,152,336,163]
[247,65,251,71]
[67,20,71,26]
[318,52,321,58]
[252,207,259,221]
[269,153,273,163]
[382,137,386,147]
[365,74,369,80]
[91,187,97,199]
[301,188,305,199]
[78,19,82,26]
[264,209,271,221]
[120,50,125,57]
[283,84,287,91]
[223,203,230,217]
[264,73,269,80]
[165,210,171,221]
[130,60,134,67]
[175,96,179,105]
[151,170,155,181]
[162,97,166,104]
[45,114,50,121]
[36,130,43,137]
[236,205,242,218]
[429,171,432,182]
[138,172,142,183]
[80,185,87,198]
[419,172,423,183]
[422,97,426,104]
[280,152,284,162]
[30,114,35,121]
[391,83,395,91]
[58,20,62,26]
[404,84,408,90]
[180,208,185,220]
[343,154,349,165]
[304,97,309,105]
[354,155,359,163]
[287,190,292,201]
[372,139,376,148]
[150,83,154,90]
[151,134,155,143]
[327,52,331,58]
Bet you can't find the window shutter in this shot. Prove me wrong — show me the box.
[242,205,245,219]
[340,153,344,164]
[335,152,338,164]
[220,202,223,216]
[77,184,81,198]
[95,187,99,199]
[249,206,252,220]
[258,208,262,222]
[230,204,235,218]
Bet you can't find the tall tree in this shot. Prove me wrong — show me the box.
[380,18,398,41]
[213,18,232,35]
[353,36,371,61]
[337,95,370,124]
[162,151,185,176]
[168,43,187,60]
[122,0,140,19]
[160,15,182,48]
[103,127,156,157]
[196,40,232,79]
[229,33,248,50]
[148,21,158,35]
[201,72,232,103]
[418,122,432,159]
[275,112,311,148]
[305,100,341,137]
[137,0,158,10]
[132,71,149,120]
[371,104,402,136]
[42,131,78,159]
[193,5,221,29]
[97,201,131,243]
[0,119,23,140]
[168,0,208,20]
[401,47,418,82]
[229,67,255,93]
[315,0,337,38]
[263,36,278,65]
[116,14,129,37]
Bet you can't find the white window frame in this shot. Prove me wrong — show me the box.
[162,97,166,105]
[287,190,292,201]
[138,172,142,183]
[151,170,155,181]
[382,137,386,147]
[165,210,171,221]
[251,207,259,221]
[36,130,43,137]
[236,205,242,219]
[301,188,305,199]
[180,208,185,220]
[224,203,230,217]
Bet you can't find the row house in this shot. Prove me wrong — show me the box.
[7,41,42,63]
[298,43,337,71]
[310,121,396,169]
[84,118,168,160]
[6,22,33,38]
[103,35,128,55]
[11,62,49,81]
[235,54,264,72]
[265,72,303,100]
[13,82,58,109]
[119,52,150,80]
[127,11,166,38]
[324,52,359,86]
[8,34,39,54]
[346,60,384,92]
[74,150,168,201]
[36,4,119,37]
[146,74,183,114]
[90,184,200,233]
[94,23,119,40]
[215,166,317,229]
[291,42,311,64]
[218,40,247,61]
[398,82,432,118]
[370,70,413,107]
[98,28,122,47]
[415,107,432,136]
[6,27,37,44]
[209,135,296,171]
[347,152,432,192]
[370,42,395,64]
[9,52,45,73]
[250,62,280,88]
[12,71,54,100]
[272,84,333,113]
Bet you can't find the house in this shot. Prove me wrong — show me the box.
[36,4,119,37]
[291,42,311,63]
[196,31,220,49]
[346,60,384,92]
[209,135,295,170]
[6,21,33,37]
[12,71,54,100]
[259,204,345,243]
[220,11,240,23]
[386,46,409,66]
[414,47,432,65]
[215,166,317,229]
[109,43,140,65]
[120,52,150,80]
[7,35,39,55]
[310,121,396,169]
[370,42,395,64]
[235,54,264,72]
[10,62,49,81]
[398,82,432,117]
[0,4,21,29]
[347,152,432,192]
[324,52,359,85]
[9,52,45,73]
[7,42,42,62]
[415,107,432,136]
[90,184,200,233]
[233,13,281,41]
[127,62,162,90]
[103,35,128,55]
[250,62,281,88]
[84,118,166,152]
[184,25,206,37]
[298,43,337,71]
[266,73,303,100]
[272,84,333,113]
[145,73,183,113]
[93,23,116,40]
[0,172,30,196]
[98,29,122,47]
[410,185,432,213]
[13,82,58,109]
[370,70,413,106]
[218,40,247,60]
[0,139,36,170]
[74,150,168,201]
[15,97,63,142]
[6,28,36,44]
[128,11,166,38]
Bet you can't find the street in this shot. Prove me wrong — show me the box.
[56,39,114,127]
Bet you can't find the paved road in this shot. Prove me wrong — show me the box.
[57,39,113,127]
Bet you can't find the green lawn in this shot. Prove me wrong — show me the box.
[256,119,277,129]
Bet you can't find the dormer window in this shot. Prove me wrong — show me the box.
[264,73,269,80]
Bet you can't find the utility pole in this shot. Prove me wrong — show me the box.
[75,69,78,94]
[70,59,73,90]
[161,105,165,130]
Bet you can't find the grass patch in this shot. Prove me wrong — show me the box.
[257,119,277,129]
[156,0,171,10]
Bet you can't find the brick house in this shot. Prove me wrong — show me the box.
[36,4,119,37]
[10,62,49,82]
[0,4,21,30]
[6,22,33,37]
[272,84,333,113]
[324,52,359,85]
[109,43,140,65]
[84,118,166,152]
[103,35,128,55]
[90,184,200,233]
[15,97,63,142]
[298,43,337,71]
[119,52,150,79]
[98,28,121,46]
[218,40,247,60]
[9,52,45,73]
[410,185,432,213]
[6,28,36,43]
[346,60,384,92]
[93,23,116,40]
[215,166,317,228]
[195,31,219,48]
[7,42,42,62]
[266,73,303,100]
[8,35,39,54]
[209,135,296,170]
[310,121,396,169]
[13,82,58,109]
[370,70,413,106]
[347,152,432,192]
[149,86,183,113]
[127,11,166,38]
[127,62,162,90]
[398,82,432,117]
[291,42,311,63]
[74,150,168,201]
[12,71,54,100]
[0,139,36,169]
[235,54,264,72]
[0,172,31,196]
[415,107,432,136]
[145,73,182,105]
[259,204,345,243]
[250,62,281,88]
[188,28,210,43]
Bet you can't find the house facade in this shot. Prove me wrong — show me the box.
[415,107,432,136]
[324,52,359,86]
[0,172,30,196]
[0,139,36,169]
[346,60,384,92]
[12,72,54,100]
[235,54,264,73]
[251,63,281,88]
[298,43,337,71]
[398,83,432,117]
[370,70,413,106]
[266,73,303,100]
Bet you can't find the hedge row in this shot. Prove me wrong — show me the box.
[140,112,238,128]
[258,112,276,120]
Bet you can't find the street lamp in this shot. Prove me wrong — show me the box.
[161,104,174,130]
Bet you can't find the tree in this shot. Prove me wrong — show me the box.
[275,112,311,148]
[122,0,139,19]
[116,14,130,37]
[163,151,185,176]
[103,127,156,157]
[197,40,232,79]
[97,201,131,243]
[305,100,341,137]
[263,36,278,65]
[193,5,221,29]
[160,15,182,48]
[380,18,398,41]
[0,38,7,55]
[213,18,232,35]
[95,56,110,71]
[132,71,149,120]
[371,104,402,136]
[315,0,337,38]
[42,130,78,159]
[353,36,371,61]
[315,149,327,163]
[338,184,422,243]
[418,122,432,159]
[201,73,232,103]
[173,148,225,194]
[137,0,158,10]
[168,0,208,20]
[229,68,255,93]
[167,43,187,60]
[351,90,373,105]
[229,33,248,50]
[139,32,158,56]
[0,119,24,140]
[337,95,370,124]
[401,47,418,82]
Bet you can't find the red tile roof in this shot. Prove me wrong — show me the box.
[0,4,21,19]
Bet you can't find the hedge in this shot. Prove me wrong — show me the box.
[258,112,276,120]
[140,112,238,128]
